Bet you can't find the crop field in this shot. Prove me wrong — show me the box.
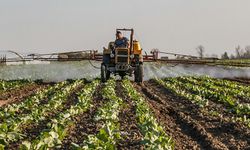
[0,75,249,150]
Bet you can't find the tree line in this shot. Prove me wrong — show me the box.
[197,45,250,59]
[226,45,250,59]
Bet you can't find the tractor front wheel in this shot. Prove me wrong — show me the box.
[101,64,110,83]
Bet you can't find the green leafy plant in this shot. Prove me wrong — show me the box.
[0,81,68,121]
[0,80,83,148]
[21,80,100,150]
[0,80,30,91]
[79,79,122,150]
[122,79,174,150]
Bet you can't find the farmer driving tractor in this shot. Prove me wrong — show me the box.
[115,31,130,48]
[101,28,143,83]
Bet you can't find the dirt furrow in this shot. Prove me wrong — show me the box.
[142,80,250,150]
[157,78,250,149]
[0,83,48,107]
[60,84,105,149]
[134,83,205,150]
[115,81,143,150]
[224,78,250,85]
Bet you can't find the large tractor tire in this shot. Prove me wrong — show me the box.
[134,64,143,83]
[101,64,110,83]
[106,70,110,81]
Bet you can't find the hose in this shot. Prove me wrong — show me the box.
[88,59,101,69]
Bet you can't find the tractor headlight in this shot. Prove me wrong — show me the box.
[110,53,115,58]
[130,54,134,59]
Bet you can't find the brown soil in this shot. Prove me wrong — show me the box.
[134,80,250,150]
[115,81,144,150]
[0,83,47,107]
[2,79,250,150]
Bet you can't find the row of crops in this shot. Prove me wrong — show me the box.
[0,78,175,149]
[0,76,249,149]
[0,80,31,92]
[156,76,250,126]
[0,80,83,149]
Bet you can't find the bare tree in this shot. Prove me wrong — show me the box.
[234,45,250,59]
[245,45,250,51]
[235,45,241,58]
[196,45,205,59]
[245,46,250,58]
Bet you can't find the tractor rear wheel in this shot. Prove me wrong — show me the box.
[134,64,143,83]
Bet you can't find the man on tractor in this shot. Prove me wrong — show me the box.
[115,31,130,48]
[101,28,143,83]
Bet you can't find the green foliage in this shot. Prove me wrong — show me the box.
[0,81,68,121]
[0,80,83,147]
[21,80,100,149]
[0,80,30,91]
[82,79,122,150]
[1,76,249,149]
[156,79,208,107]
[158,76,250,127]
[169,76,250,116]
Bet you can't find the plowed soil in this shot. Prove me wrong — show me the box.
[134,80,250,150]
[224,78,250,85]
[0,83,47,107]
[2,79,249,150]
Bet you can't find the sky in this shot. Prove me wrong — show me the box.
[0,0,250,56]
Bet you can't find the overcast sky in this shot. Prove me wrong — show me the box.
[0,0,249,56]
